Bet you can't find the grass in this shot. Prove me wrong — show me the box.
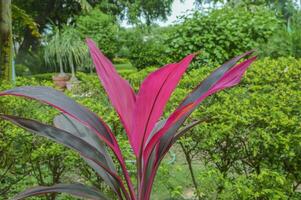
[114,63,136,70]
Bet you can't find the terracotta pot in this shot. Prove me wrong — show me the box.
[52,73,70,90]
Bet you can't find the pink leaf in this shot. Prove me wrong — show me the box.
[143,56,257,160]
[86,39,136,139]
[86,40,137,198]
[131,54,195,156]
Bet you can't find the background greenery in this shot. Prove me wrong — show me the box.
[11,0,301,75]
[1,0,301,199]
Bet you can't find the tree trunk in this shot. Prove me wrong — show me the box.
[69,54,77,81]
[0,0,13,81]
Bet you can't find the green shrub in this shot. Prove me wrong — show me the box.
[0,77,118,199]
[15,47,49,75]
[76,9,118,59]
[165,6,279,68]
[173,57,301,199]
[0,78,70,199]
[29,73,54,81]
[260,12,301,59]
[112,57,130,64]
[15,64,30,76]
[119,27,169,70]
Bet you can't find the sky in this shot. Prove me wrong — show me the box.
[158,0,196,26]
[121,0,196,27]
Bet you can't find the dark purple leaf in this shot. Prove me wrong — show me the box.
[12,183,108,200]
[0,115,122,183]
[0,86,115,146]
[54,114,121,196]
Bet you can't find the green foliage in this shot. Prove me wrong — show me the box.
[11,4,40,39]
[13,0,175,70]
[165,6,279,68]
[93,0,173,24]
[120,26,169,70]
[44,25,89,75]
[112,57,130,65]
[0,77,117,199]
[0,78,73,199]
[173,57,301,199]
[15,64,30,76]
[260,12,301,58]
[76,9,118,59]
[154,162,186,199]
[195,0,297,19]
[19,48,49,75]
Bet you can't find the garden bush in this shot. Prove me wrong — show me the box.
[172,57,301,199]
[119,26,169,70]
[0,57,300,199]
[260,12,301,59]
[165,6,279,68]
[15,47,49,75]
[76,9,118,59]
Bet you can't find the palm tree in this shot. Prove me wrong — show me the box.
[44,26,89,83]
[62,26,89,81]
[44,27,66,76]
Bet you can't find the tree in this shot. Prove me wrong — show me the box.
[76,9,118,59]
[1,1,41,81]
[165,7,278,67]
[13,0,91,53]
[0,0,89,80]
[44,26,88,79]
[0,1,13,81]
[14,0,175,59]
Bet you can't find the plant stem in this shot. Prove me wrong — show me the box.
[114,148,136,200]
[59,57,64,74]
[180,142,201,200]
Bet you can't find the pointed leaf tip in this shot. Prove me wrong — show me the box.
[131,54,195,157]
[143,53,256,165]
[86,38,136,154]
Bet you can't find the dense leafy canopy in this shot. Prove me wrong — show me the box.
[76,9,118,59]
[260,12,301,58]
[120,26,170,70]
[13,0,175,49]
[165,6,278,67]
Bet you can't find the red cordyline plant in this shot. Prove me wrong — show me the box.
[0,39,256,200]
